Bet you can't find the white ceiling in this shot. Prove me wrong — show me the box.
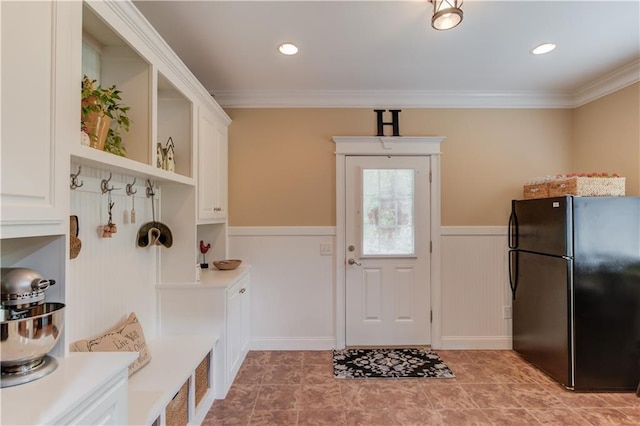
[133,0,640,108]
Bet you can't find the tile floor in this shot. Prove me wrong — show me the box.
[203,350,640,425]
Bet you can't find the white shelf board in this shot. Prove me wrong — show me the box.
[71,144,194,186]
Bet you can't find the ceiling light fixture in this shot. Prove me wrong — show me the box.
[278,43,299,56]
[531,42,557,55]
[429,0,463,31]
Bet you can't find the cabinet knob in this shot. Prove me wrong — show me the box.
[239,288,246,294]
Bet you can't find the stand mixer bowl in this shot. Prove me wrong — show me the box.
[1,302,65,387]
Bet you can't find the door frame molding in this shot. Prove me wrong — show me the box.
[333,136,445,349]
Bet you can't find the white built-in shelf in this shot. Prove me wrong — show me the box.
[71,144,194,186]
[157,265,251,289]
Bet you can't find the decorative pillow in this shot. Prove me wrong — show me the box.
[72,312,151,376]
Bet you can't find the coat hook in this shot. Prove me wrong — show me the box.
[100,173,120,194]
[145,179,155,198]
[125,178,138,196]
[70,166,84,190]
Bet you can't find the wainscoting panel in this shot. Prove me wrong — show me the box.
[228,227,336,350]
[440,227,512,349]
[67,166,159,345]
[229,226,511,351]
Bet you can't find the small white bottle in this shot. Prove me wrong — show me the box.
[196,263,201,282]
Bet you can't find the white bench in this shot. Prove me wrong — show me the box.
[128,335,219,426]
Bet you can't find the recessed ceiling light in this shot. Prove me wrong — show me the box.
[278,43,299,56]
[531,43,557,55]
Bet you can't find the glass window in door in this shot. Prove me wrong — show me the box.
[362,169,415,256]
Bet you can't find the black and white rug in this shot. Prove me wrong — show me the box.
[333,348,455,379]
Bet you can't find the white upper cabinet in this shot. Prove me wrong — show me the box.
[198,107,229,224]
[0,1,73,238]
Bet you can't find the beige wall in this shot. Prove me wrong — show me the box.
[572,83,640,196]
[227,108,574,226]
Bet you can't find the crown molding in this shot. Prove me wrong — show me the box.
[105,0,231,124]
[213,89,574,109]
[571,59,640,107]
[212,60,639,109]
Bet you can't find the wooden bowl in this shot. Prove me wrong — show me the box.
[212,259,242,270]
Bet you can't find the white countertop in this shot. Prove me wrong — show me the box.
[0,352,136,425]
[157,264,251,289]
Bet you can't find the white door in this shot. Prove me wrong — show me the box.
[345,156,431,346]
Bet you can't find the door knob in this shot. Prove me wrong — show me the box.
[347,258,361,266]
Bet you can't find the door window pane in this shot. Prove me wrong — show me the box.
[362,169,415,256]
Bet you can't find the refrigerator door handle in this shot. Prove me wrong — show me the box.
[508,249,518,300]
[508,201,518,249]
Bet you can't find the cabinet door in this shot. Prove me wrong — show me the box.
[197,107,228,223]
[213,124,228,221]
[1,1,72,238]
[54,373,129,425]
[225,280,243,385]
[240,277,251,355]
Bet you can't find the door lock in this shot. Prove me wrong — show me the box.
[347,258,361,266]
[347,245,355,252]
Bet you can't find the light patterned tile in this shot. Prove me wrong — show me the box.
[595,392,640,408]
[298,409,348,425]
[206,350,637,425]
[421,384,478,409]
[463,384,523,409]
[618,407,640,423]
[202,407,251,426]
[345,409,401,426]
[254,384,301,411]
[391,408,442,425]
[437,408,493,425]
[546,386,611,408]
[212,384,260,411]
[482,363,543,384]
[234,364,266,385]
[262,363,303,384]
[249,410,298,425]
[504,383,567,408]
[243,351,271,366]
[437,362,497,384]
[481,408,540,425]
[340,382,395,410]
[466,350,519,365]
[378,381,432,409]
[435,350,475,364]
[303,363,337,384]
[267,351,305,365]
[526,408,595,425]
[303,351,333,365]
[299,383,344,410]
[574,408,638,425]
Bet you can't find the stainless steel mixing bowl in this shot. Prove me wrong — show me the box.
[1,302,65,367]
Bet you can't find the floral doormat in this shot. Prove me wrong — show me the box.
[333,348,455,379]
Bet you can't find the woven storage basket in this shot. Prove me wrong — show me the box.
[166,381,188,426]
[523,182,550,199]
[548,177,625,197]
[194,354,210,407]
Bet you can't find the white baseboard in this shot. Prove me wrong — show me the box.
[440,336,512,350]
[249,337,336,351]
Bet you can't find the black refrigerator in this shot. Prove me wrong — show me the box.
[508,196,640,391]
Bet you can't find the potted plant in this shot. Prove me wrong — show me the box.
[81,75,131,156]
